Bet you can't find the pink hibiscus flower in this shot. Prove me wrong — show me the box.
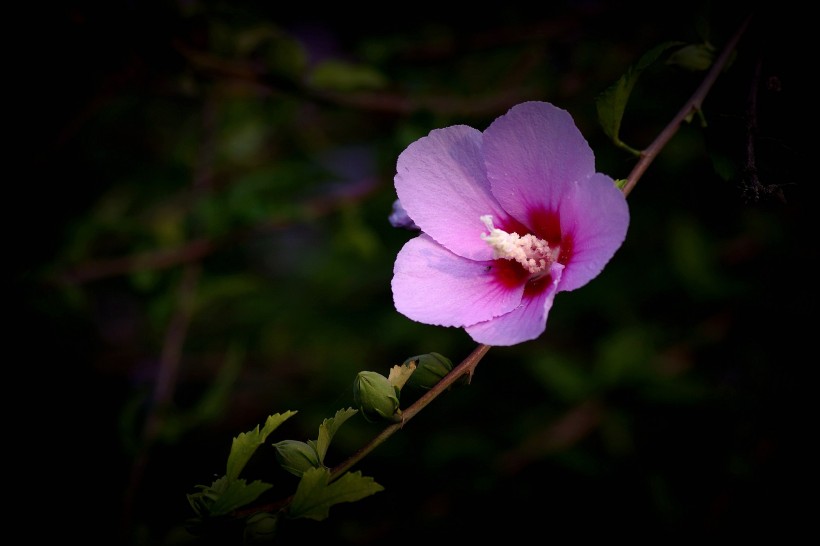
[391,101,629,346]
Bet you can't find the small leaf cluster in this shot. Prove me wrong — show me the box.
[186,409,383,542]
[595,40,717,155]
[185,351,457,542]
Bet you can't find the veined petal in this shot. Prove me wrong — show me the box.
[395,125,511,261]
[484,101,596,226]
[392,234,524,327]
[465,262,564,346]
[557,172,629,292]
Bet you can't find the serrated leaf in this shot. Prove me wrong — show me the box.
[227,411,297,481]
[187,484,220,518]
[308,407,358,463]
[187,475,273,518]
[288,467,384,521]
[207,479,274,517]
[596,41,684,154]
[387,362,416,391]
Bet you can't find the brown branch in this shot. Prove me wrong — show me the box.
[122,93,215,539]
[56,238,217,285]
[173,39,541,117]
[622,12,754,197]
[739,55,786,203]
[123,263,201,536]
[498,399,604,476]
[53,176,380,285]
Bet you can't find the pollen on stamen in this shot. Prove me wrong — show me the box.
[480,215,553,274]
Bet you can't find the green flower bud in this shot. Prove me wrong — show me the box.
[353,371,400,422]
[405,352,454,390]
[244,512,279,543]
[271,440,321,477]
[666,43,715,72]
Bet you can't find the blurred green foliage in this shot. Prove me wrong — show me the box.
[20,1,811,544]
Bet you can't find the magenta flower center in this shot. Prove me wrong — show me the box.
[480,215,558,280]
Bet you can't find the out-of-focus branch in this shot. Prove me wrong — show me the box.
[739,56,786,203]
[53,177,379,285]
[498,399,604,476]
[123,96,217,538]
[173,39,542,117]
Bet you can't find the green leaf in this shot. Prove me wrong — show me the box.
[387,362,416,391]
[308,60,387,92]
[595,41,684,154]
[288,468,384,521]
[187,476,273,517]
[227,411,298,481]
[308,407,358,463]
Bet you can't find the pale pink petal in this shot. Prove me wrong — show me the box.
[557,173,629,292]
[395,125,512,261]
[483,101,596,225]
[465,262,564,346]
[392,234,524,327]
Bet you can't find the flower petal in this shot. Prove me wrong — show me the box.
[465,262,564,346]
[483,101,596,226]
[392,234,524,327]
[388,199,419,230]
[395,125,512,261]
[558,172,629,292]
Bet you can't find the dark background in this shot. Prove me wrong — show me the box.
[18,1,811,543]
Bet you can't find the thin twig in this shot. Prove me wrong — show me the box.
[329,343,491,480]
[622,12,754,197]
[123,263,201,535]
[53,177,379,285]
[122,95,215,538]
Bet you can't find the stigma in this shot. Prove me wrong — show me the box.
[480,215,555,274]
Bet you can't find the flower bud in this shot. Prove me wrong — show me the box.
[405,352,454,390]
[271,440,321,477]
[244,512,279,542]
[353,371,400,422]
[666,43,715,72]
